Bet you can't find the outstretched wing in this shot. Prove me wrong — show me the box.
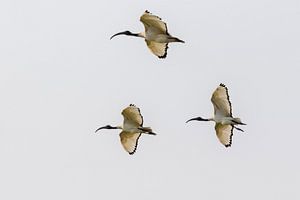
[145,40,168,58]
[119,131,142,155]
[121,104,143,127]
[215,123,234,147]
[211,83,232,118]
[140,10,169,35]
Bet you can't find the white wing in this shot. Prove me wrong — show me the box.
[211,83,232,118]
[140,10,169,35]
[121,104,143,128]
[215,123,234,147]
[145,40,168,58]
[119,131,141,155]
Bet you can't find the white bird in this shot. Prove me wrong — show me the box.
[95,104,156,155]
[110,10,184,58]
[186,83,246,147]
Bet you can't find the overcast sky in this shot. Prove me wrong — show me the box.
[1,0,300,199]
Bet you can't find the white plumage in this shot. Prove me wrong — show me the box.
[186,83,246,147]
[110,10,184,58]
[95,104,155,155]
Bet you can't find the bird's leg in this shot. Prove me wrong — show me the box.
[233,126,244,132]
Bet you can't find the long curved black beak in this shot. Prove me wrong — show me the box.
[186,117,208,123]
[95,125,117,133]
[95,126,106,133]
[110,31,138,40]
[110,31,127,40]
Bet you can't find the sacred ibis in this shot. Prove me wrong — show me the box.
[95,104,156,155]
[110,10,184,58]
[186,83,246,147]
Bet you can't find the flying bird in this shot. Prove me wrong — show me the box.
[110,10,184,58]
[95,104,156,155]
[186,83,246,147]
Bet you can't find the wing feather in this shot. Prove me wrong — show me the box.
[145,40,168,58]
[140,10,169,35]
[211,83,232,117]
[215,123,234,147]
[121,104,143,127]
[119,131,141,155]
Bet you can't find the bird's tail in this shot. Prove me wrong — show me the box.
[169,36,185,43]
[232,118,246,125]
[138,127,156,135]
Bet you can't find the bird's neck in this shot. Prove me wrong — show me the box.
[116,126,123,129]
[126,32,145,38]
[207,117,214,122]
[106,125,122,130]
[137,32,145,38]
[200,117,214,122]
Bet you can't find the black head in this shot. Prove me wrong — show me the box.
[110,31,137,40]
[186,117,209,123]
[95,125,117,133]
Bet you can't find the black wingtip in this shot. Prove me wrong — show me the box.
[158,43,168,59]
[219,83,232,116]
[158,55,167,59]
[223,126,234,148]
[220,83,226,87]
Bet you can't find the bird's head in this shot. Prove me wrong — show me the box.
[95,125,119,133]
[186,117,210,123]
[110,31,138,40]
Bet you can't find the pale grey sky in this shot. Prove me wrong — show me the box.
[1,0,300,199]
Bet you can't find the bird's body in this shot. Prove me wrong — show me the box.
[95,104,155,155]
[146,33,169,43]
[186,83,246,147]
[110,10,184,58]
